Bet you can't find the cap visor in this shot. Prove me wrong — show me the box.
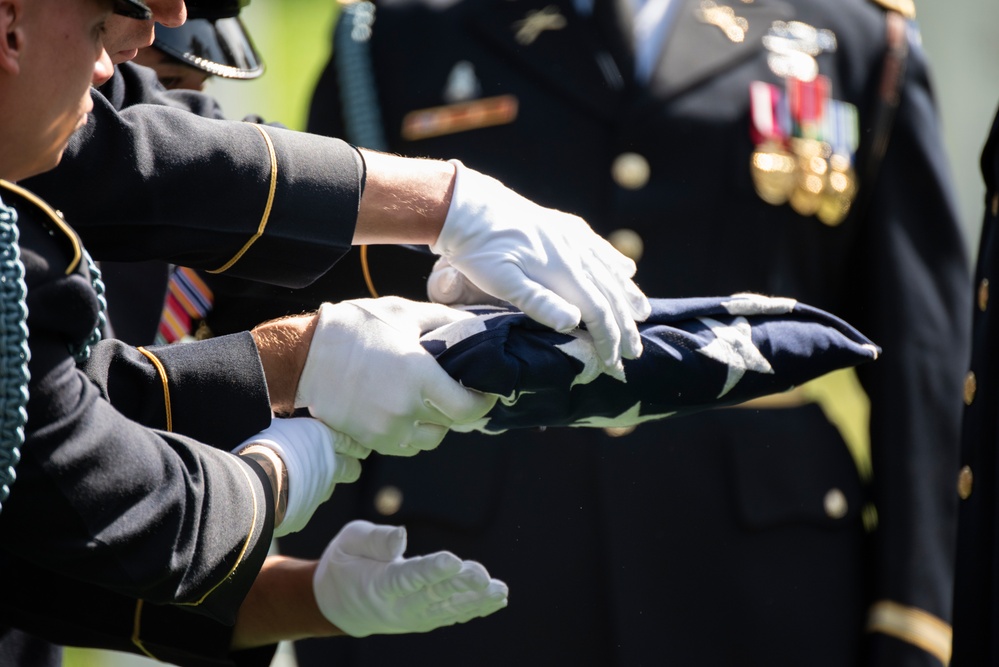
[114,0,152,20]
[154,18,264,79]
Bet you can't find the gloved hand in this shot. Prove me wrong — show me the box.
[432,160,652,373]
[234,417,368,537]
[426,256,506,306]
[294,297,498,456]
[313,520,509,637]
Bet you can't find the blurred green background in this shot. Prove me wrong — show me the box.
[207,0,338,130]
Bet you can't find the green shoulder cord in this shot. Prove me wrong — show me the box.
[334,0,389,151]
[69,248,107,365]
[335,0,393,297]
[0,191,104,514]
[0,194,31,514]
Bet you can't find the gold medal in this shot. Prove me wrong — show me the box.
[750,140,796,205]
[816,153,857,226]
[816,100,860,226]
[748,82,796,206]
[788,138,827,217]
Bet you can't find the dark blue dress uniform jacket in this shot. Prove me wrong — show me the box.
[951,106,999,666]
[274,0,969,665]
[0,65,367,664]
[23,62,363,291]
[0,182,282,666]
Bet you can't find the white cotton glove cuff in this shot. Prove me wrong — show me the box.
[312,520,509,637]
[432,160,651,371]
[233,418,365,537]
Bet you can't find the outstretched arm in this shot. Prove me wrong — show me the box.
[232,520,509,649]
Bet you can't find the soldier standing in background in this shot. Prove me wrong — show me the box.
[951,104,999,664]
[268,0,971,664]
[99,1,265,346]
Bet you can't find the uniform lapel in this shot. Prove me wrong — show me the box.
[650,0,794,99]
[466,0,633,119]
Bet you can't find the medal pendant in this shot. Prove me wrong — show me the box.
[816,153,857,226]
[788,137,828,217]
[751,140,796,205]
[748,82,795,206]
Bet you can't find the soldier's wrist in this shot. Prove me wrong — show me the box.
[239,445,289,528]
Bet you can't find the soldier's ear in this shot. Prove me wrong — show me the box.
[0,0,23,75]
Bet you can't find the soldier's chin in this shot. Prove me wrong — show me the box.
[112,48,140,65]
[16,152,63,182]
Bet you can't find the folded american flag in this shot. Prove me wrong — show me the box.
[420,294,879,434]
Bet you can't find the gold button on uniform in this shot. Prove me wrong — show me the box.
[823,488,848,520]
[964,371,977,406]
[612,152,651,190]
[958,466,974,500]
[979,278,990,312]
[374,485,403,516]
[603,425,637,438]
[607,228,645,262]
[992,193,999,217]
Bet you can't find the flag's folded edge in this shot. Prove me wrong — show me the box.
[420,294,879,434]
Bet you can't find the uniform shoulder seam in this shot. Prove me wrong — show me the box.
[0,180,83,275]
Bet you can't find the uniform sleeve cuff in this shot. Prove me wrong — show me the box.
[866,600,952,666]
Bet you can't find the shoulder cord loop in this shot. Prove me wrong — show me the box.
[69,248,106,364]
[0,195,30,514]
[336,1,390,298]
[0,194,106,513]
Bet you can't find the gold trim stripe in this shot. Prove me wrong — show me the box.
[207,123,278,275]
[0,180,81,274]
[126,450,260,614]
[137,347,172,432]
[360,245,379,298]
[867,600,952,666]
[176,461,259,607]
[131,600,158,660]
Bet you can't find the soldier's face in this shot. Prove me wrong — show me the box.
[101,0,185,68]
[3,0,114,181]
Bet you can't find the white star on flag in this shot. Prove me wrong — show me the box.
[555,330,625,386]
[695,316,774,398]
[571,401,677,428]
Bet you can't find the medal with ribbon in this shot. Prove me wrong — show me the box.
[750,21,859,226]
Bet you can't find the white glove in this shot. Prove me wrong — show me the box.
[313,520,509,637]
[294,297,498,456]
[432,160,652,373]
[233,417,369,537]
[426,256,506,306]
